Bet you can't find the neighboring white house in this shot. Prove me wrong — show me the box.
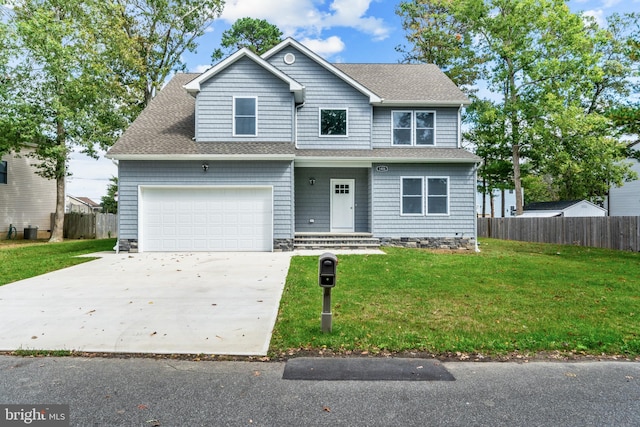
[520,200,607,217]
[1,149,57,239]
[66,195,102,214]
[476,184,520,217]
[608,144,640,216]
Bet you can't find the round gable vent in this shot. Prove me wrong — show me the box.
[283,53,296,65]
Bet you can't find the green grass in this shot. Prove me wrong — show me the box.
[271,239,640,357]
[0,239,116,286]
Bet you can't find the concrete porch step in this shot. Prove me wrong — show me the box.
[294,233,380,250]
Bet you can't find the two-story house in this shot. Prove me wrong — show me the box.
[106,38,480,252]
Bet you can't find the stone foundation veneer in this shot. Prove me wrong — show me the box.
[273,239,294,252]
[379,237,475,251]
[118,239,138,252]
[117,238,294,252]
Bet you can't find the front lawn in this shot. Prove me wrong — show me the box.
[271,239,640,358]
[0,239,116,286]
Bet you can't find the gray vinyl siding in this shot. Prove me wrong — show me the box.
[268,46,372,150]
[195,57,294,142]
[295,167,370,232]
[372,107,460,148]
[118,160,294,240]
[371,163,476,238]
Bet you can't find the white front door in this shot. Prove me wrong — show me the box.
[330,179,355,232]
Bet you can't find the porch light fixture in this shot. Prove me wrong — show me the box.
[309,177,316,185]
[202,163,209,172]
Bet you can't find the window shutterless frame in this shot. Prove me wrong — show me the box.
[233,96,257,136]
[400,176,424,215]
[319,108,348,137]
[426,177,449,215]
[391,110,436,146]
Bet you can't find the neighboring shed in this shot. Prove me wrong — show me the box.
[520,200,607,217]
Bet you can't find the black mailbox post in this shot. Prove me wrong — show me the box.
[318,253,337,332]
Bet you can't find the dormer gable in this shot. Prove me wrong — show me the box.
[262,38,382,104]
[183,47,305,103]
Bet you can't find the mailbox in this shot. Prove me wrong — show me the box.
[318,252,337,288]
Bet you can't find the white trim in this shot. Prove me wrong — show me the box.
[233,96,258,137]
[330,178,355,232]
[319,108,348,137]
[138,184,274,253]
[107,154,296,161]
[184,48,304,103]
[262,38,382,104]
[377,100,471,107]
[400,176,424,216]
[426,176,450,216]
[391,110,436,146]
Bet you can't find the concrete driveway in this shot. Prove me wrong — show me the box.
[0,252,294,356]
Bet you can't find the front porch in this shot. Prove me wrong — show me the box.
[293,232,380,250]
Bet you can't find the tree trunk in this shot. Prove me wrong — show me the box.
[513,143,523,215]
[49,116,66,242]
[49,173,65,242]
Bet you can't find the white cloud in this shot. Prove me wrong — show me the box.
[219,0,390,43]
[192,64,211,74]
[602,0,622,8]
[582,9,606,26]
[299,36,346,58]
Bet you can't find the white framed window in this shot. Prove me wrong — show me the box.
[401,177,424,215]
[427,177,449,215]
[392,110,435,146]
[319,108,348,137]
[400,176,450,215]
[233,96,257,136]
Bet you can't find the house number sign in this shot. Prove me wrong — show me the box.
[376,165,389,172]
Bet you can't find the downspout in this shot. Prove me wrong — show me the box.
[294,102,305,149]
[473,162,481,252]
[111,158,120,254]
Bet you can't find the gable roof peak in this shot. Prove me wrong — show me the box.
[183,46,304,102]
[262,37,383,104]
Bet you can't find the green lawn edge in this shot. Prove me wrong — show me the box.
[270,239,640,359]
[0,239,116,286]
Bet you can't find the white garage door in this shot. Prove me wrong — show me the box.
[141,186,273,252]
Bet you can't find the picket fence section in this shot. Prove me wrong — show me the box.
[52,212,118,239]
[477,216,640,252]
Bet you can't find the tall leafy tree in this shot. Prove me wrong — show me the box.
[396,0,480,87]
[115,0,224,108]
[6,0,134,241]
[397,0,638,212]
[211,17,283,63]
[101,176,118,214]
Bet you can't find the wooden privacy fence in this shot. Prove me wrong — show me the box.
[51,212,117,239]
[478,216,640,252]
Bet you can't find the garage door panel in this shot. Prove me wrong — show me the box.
[142,187,272,252]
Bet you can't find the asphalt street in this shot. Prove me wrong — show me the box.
[1,355,638,426]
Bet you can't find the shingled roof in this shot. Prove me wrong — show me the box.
[107,47,476,162]
[333,63,470,106]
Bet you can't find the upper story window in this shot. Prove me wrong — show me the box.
[233,97,257,136]
[392,111,435,146]
[0,161,7,184]
[320,108,348,137]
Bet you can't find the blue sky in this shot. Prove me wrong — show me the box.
[69,0,639,201]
